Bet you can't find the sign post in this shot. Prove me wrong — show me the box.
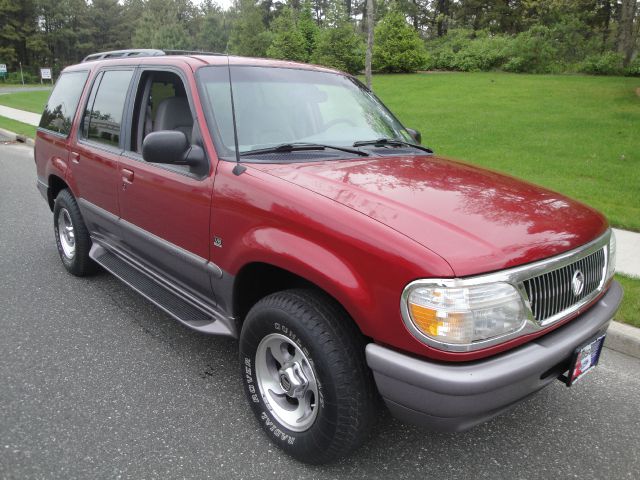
[40,67,52,84]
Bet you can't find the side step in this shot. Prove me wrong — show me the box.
[90,243,235,336]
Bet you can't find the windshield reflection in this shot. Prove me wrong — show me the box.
[197,66,412,157]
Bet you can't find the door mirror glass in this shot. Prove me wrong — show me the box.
[406,128,422,144]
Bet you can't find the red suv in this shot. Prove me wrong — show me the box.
[35,50,622,464]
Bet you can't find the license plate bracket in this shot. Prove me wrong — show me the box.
[561,333,606,386]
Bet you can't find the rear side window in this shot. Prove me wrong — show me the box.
[39,71,89,136]
[81,69,134,148]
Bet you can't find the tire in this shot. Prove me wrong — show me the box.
[239,289,376,464]
[53,189,96,276]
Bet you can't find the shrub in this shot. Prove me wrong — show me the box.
[579,52,624,76]
[4,71,39,84]
[624,56,640,77]
[502,26,557,73]
[372,11,426,73]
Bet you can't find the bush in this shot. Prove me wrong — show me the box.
[372,11,426,73]
[502,26,558,73]
[4,71,39,84]
[425,29,511,72]
[452,34,510,71]
[579,52,624,76]
[624,57,640,77]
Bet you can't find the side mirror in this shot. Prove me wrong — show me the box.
[406,128,422,145]
[142,130,205,169]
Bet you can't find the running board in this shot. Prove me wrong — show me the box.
[90,243,235,337]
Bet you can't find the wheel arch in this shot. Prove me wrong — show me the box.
[47,174,70,210]
[231,261,370,339]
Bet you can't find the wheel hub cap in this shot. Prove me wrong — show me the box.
[254,333,319,432]
[278,362,308,398]
[57,208,76,259]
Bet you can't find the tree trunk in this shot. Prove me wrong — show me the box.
[618,0,638,67]
[437,0,449,37]
[365,0,374,89]
[601,0,611,52]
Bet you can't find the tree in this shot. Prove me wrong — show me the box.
[90,0,127,52]
[365,0,374,87]
[618,0,638,66]
[373,10,426,73]
[297,1,319,60]
[311,3,365,74]
[228,0,272,57]
[132,0,192,50]
[267,7,308,61]
[197,1,229,53]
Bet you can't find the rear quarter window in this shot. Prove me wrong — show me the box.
[39,71,89,136]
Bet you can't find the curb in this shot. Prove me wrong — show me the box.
[605,321,640,359]
[0,126,35,146]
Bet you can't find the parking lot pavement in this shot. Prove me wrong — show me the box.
[1,142,639,479]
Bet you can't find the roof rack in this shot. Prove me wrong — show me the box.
[82,49,225,63]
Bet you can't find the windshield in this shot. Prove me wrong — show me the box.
[196,65,413,158]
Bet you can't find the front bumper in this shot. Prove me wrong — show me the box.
[366,280,623,432]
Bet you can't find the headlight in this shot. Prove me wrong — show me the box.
[606,230,616,282]
[402,282,528,347]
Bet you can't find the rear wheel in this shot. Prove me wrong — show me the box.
[53,189,96,276]
[239,289,376,464]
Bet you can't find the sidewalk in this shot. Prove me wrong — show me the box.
[613,228,640,278]
[0,105,41,126]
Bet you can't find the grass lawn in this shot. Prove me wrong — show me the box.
[0,89,50,113]
[0,116,36,138]
[372,72,640,232]
[616,274,640,328]
[1,72,638,231]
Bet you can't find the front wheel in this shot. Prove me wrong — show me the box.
[239,289,376,464]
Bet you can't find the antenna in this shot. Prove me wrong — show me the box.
[227,57,245,176]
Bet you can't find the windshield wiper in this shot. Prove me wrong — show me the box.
[240,142,369,157]
[353,138,433,154]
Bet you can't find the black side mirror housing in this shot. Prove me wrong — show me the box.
[142,130,206,170]
[406,128,422,145]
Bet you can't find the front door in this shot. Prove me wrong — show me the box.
[116,68,215,302]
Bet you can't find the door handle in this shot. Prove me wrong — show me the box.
[70,152,80,164]
[121,168,134,183]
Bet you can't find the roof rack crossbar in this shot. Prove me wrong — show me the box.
[82,49,226,63]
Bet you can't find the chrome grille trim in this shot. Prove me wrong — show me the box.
[400,229,613,352]
[522,247,606,325]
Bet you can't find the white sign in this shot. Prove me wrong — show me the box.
[40,68,52,80]
[0,64,7,74]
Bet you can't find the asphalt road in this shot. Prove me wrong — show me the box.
[1,142,639,479]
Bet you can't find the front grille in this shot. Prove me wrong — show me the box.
[523,248,606,322]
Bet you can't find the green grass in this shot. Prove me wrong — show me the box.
[372,72,640,231]
[0,89,50,113]
[1,72,638,230]
[616,274,640,328]
[0,116,36,138]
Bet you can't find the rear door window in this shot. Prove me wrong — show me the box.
[81,69,134,148]
[39,71,89,136]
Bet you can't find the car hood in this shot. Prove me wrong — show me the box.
[250,155,608,276]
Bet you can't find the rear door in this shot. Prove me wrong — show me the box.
[70,68,135,244]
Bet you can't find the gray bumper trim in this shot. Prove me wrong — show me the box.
[366,281,623,432]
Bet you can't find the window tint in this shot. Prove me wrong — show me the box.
[39,71,89,135]
[82,70,134,147]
